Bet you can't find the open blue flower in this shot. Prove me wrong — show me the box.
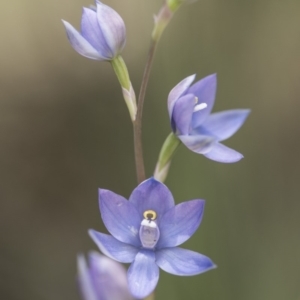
[78,252,133,300]
[62,1,126,60]
[168,74,250,163]
[89,178,215,299]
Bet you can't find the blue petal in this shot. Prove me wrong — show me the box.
[89,230,138,263]
[88,252,133,300]
[81,7,112,59]
[96,2,126,57]
[172,94,196,135]
[200,109,250,141]
[99,189,141,247]
[77,255,98,300]
[157,200,205,249]
[168,75,196,120]
[156,247,216,276]
[129,178,175,222]
[189,74,217,128]
[127,250,159,299]
[204,142,243,163]
[62,20,105,60]
[178,134,216,154]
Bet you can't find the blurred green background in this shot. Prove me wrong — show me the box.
[1,0,300,299]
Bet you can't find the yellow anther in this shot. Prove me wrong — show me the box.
[143,210,157,221]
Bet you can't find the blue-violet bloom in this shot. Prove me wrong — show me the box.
[89,178,215,299]
[62,1,126,60]
[168,74,250,163]
[78,252,133,300]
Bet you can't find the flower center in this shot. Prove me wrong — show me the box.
[139,210,160,249]
[143,210,157,220]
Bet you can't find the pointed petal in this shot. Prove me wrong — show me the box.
[156,247,216,276]
[168,75,196,120]
[189,74,217,128]
[200,109,250,141]
[96,2,126,57]
[157,200,205,249]
[127,250,159,299]
[88,252,133,300]
[129,178,175,222]
[204,143,243,163]
[178,134,216,154]
[172,94,196,135]
[89,230,138,263]
[81,7,112,59]
[99,189,141,247]
[62,20,104,60]
[77,255,98,300]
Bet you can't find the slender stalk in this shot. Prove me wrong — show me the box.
[133,40,157,183]
[133,118,146,183]
[133,3,174,184]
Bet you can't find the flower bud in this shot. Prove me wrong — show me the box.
[62,1,126,61]
[167,0,185,12]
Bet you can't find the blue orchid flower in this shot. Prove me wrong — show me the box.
[89,178,215,299]
[62,1,126,61]
[168,74,250,163]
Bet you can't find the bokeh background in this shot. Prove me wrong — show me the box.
[1,0,300,299]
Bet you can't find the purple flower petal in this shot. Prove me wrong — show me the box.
[81,7,112,59]
[62,20,105,60]
[89,230,138,263]
[127,250,159,299]
[88,252,133,300]
[77,255,98,300]
[99,189,141,247]
[189,74,217,128]
[200,109,250,141]
[157,200,205,248]
[129,178,175,222]
[168,74,196,120]
[204,142,244,163]
[156,247,216,276]
[96,2,126,57]
[178,134,216,154]
[172,94,196,135]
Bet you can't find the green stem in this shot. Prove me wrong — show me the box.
[154,132,181,182]
[111,55,131,90]
[111,56,137,121]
